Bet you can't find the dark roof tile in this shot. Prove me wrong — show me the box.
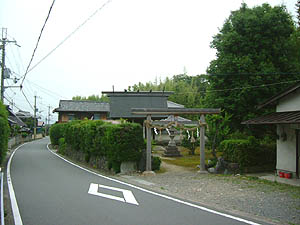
[53,100,110,112]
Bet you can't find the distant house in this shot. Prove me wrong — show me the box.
[15,110,33,120]
[53,91,185,124]
[242,82,300,178]
[53,100,110,123]
[6,106,26,127]
[15,110,37,131]
[102,91,181,123]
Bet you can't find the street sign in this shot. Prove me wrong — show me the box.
[88,183,139,206]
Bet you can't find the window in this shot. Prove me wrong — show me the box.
[94,114,100,120]
[68,114,75,121]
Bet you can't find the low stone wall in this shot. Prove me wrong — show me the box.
[62,147,108,171]
[8,135,32,149]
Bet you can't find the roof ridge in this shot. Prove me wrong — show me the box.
[60,100,108,103]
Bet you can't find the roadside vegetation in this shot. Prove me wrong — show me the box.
[0,101,9,165]
[50,119,148,173]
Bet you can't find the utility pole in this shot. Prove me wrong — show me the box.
[47,105,51,135]
[34,95,37,140]
[1,29,6,102]
[0,28,19,102]
[48,105,51,125]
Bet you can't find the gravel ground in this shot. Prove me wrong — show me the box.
[117,162,300,225]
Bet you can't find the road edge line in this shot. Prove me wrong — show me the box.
[1,172,4,225]
[7,144,26,225]
[47,144,261,225]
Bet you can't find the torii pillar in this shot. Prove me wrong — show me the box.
[199,114,208,174]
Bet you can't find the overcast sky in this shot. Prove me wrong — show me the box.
[0,0,297,123]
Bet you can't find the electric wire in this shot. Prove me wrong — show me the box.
[8,46,21,75]
[21,88,34,110]
[15,44,26,76]
[208,72,300,76]
[26,79,68,99]
[21,0,56,87]
[154,79,300,94]
[204,79,300,93]
[26,0,112,74]
[4,95,23,112]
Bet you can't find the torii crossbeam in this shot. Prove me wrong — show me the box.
[132,108,220,174]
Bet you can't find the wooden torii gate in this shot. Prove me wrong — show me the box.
[132,108,220,174]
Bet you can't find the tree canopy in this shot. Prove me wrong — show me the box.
[205,3,300,130]
[130,74,208,109]
[72,94,109,102]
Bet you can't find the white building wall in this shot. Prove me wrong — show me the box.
[276,89,300,112]
[276,124,297,173]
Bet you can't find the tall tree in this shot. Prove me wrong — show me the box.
[205,3,300,130]
[297,0,300,27]
[72,94,109,102]
[131,74,208,109]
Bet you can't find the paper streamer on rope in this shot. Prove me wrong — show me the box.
[191,131,196,143]
[154,127,158,135]
[197,128,199,138]
[187,130,190,139]
[166,128,170,136]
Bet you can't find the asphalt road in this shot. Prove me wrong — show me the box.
[8,138,269,225]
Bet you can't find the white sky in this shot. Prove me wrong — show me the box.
[0,0,297,123]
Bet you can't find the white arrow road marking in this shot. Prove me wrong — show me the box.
[88,183,139,206]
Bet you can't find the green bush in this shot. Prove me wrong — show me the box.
[103,123,144,173]
[0,102,9,164]
[220,136,276,169]
[219,136,259,168]
[49,120,145,173]
[58,138,66,154]
[49,123,67,145]
[21,132,28,138]
[152,156,161,171]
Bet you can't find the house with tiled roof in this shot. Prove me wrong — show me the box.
[242,82,300,178]
[6,106,27,127]
[53,91,184,124]
[53,100,110,123]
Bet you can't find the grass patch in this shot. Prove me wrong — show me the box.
[156,167,167,174]
[234,175,300,198]
[161,146,221,169]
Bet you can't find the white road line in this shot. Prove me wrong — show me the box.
[7,144,26,225]
[47,144,261,225]
[1,172,4,225]
[121,189,139,205]
[88,183,125,203]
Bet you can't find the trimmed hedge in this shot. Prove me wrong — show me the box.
[49,122,68,145]
[0,102,9,164]
[50,120,145,173]
[219,136,276,169]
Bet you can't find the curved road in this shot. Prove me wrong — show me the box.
[8,138,268,225]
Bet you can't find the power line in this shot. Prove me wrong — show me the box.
[26,79,68,99]
[161,79,300,94]
[4,95,22,112]
[21,88,34,110]
[21,0,56,86]
[205,79,300,93]
[26,0,112,74]
[207,72,300,76]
